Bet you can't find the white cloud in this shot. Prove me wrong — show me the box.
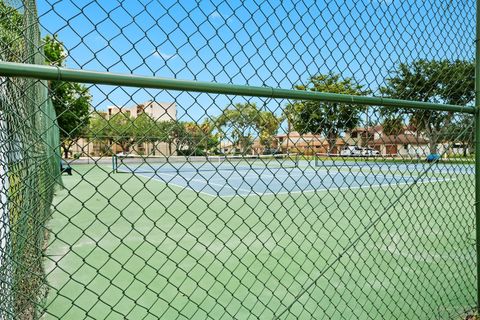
[152,49,176,60]
[210,11,222,19]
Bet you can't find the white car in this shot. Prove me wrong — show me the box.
[362,147,380,156]
[340,146,363,156]
[340,146,380,157]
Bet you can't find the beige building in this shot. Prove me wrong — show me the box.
[106,101,176,122]
[71,101,177,158]
[373,134,429,157]
[276,132,345,155]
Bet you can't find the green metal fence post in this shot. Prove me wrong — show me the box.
[476,0,480,313]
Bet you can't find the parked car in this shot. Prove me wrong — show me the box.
[263,148,280,155]
[211,149,226,156]
[362,147,380,157]
[340,146,363,157]
[116,152,130,157]
[60,160,72,175]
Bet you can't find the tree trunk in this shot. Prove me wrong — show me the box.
[62,140,74,159]
[327,131,337,155]
[286,120,292,154]
[240,137,246,154]
[120,141,128,153]
[420,118,437,155]
[427,127,437,154]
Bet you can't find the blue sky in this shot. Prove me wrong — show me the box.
[35,0,474,130]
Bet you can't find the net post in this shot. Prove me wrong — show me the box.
[475,0,480,312]
[112,155,117,173]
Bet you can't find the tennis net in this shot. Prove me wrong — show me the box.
[314,152,426,168]
[113,153,299,173]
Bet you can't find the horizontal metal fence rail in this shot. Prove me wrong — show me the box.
[0,61,474,114]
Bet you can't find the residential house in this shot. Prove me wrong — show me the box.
[276,132,345,155]
[351,125,430,157]
[275,126,432,157]
[220,141,235,154]
[373,134,430,157]
[343,126,382,147]
[341,125,429,157]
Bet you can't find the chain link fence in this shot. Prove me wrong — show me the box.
[0,0,478,319]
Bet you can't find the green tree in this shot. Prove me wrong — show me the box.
[382,117,404,136]
[89,112,175,156]
[87,112,112,155]
[282,103,295,153]
[257,111,281,150]
[438,114,474,156]
[106,113,135,153]
[178,122,205,155]
[157,120,186,156]
[381,59,474,153]
[174,120,219,156]
[0,1,23,61]
[44,34,92,158]
[198,118,220,153]
[88,112,109,139]
[133,113,161,155]
[217,103,260,154]
[290,73,368,153]
[438,60,475,106]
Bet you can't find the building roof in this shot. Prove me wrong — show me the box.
[280,137,346,147]
[373,134,428,146]
[276,131,320,139]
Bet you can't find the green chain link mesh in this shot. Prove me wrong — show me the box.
[0,0,478,319]
[0,0,62,319]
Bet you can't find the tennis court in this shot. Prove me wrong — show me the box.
[125,163,450,197]
[112,155,465,197]
[2,0,479,319]
[45,163,475,319]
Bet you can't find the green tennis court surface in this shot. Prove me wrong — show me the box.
[45,164,475,319]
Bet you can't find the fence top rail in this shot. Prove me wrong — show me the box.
[0,61,474,114]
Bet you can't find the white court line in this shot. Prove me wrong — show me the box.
[158,171,253,194]
[118,169,217,198]
[121,168,455,199]
[222,171,402,181]
[127,170,256,196]
[217,177,455,198]
[207,169,429,184]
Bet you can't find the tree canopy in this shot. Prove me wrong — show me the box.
[88,114,220,156]
[44,34,92,158]
[382,117,404,136]
[217,103,281,154]
[288,73,369,152]
[381,59,474,153]
[0,1,23,61]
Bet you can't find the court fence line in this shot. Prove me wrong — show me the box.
[0,61,474,115]
[0,0,478,319]
[475,0,480,312]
